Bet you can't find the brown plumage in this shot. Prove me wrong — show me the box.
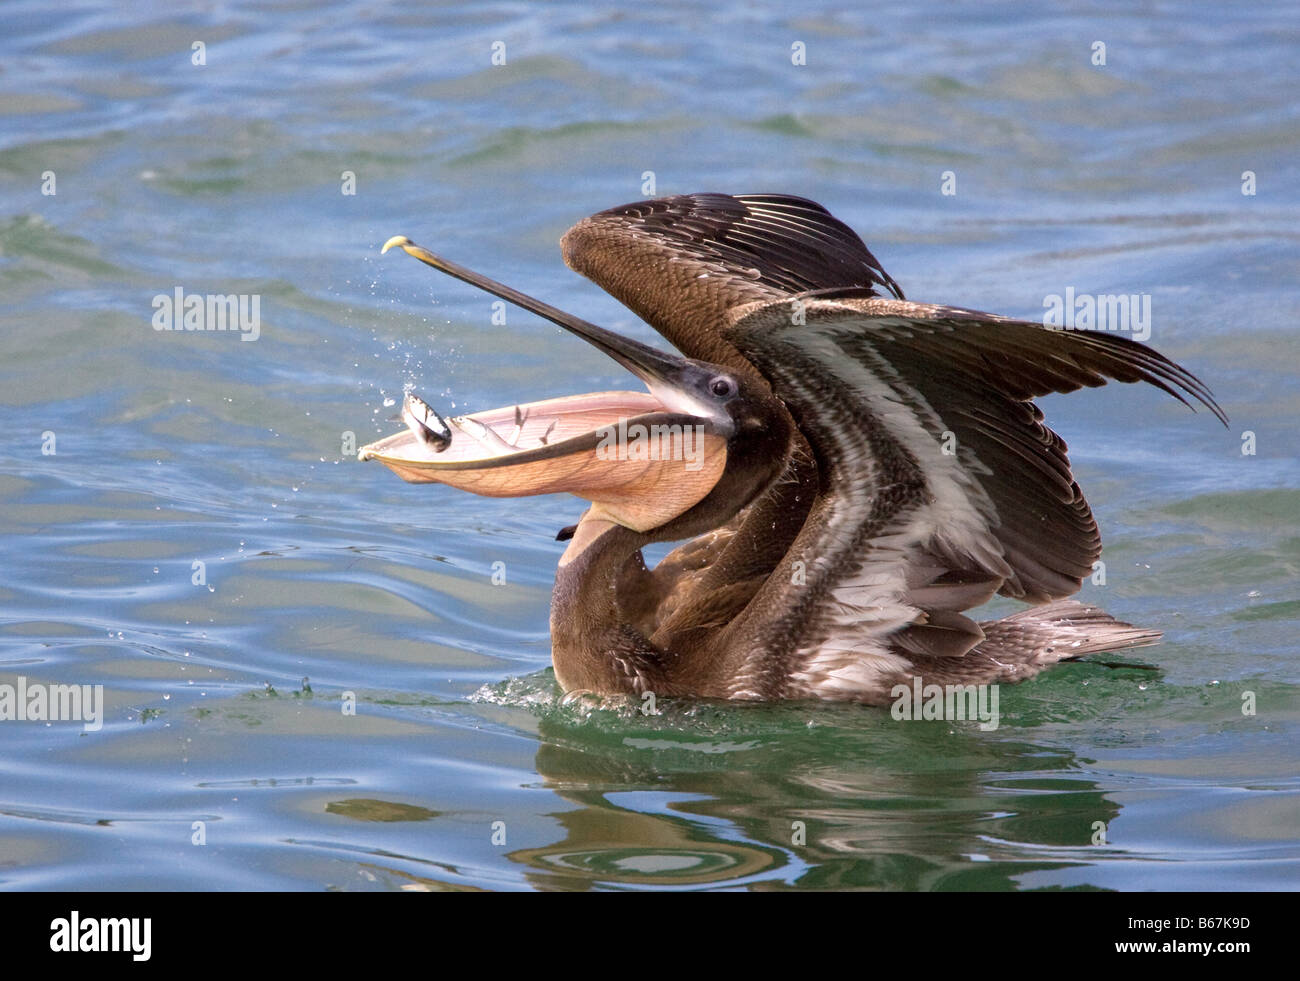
[363,194,1226,704]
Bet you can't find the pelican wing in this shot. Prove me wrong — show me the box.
[561,193,902,355]
[718,297,1223,698]
[562,193,901,637]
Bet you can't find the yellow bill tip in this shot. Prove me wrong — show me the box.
[381,235,413,255]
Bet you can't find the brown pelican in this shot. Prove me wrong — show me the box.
[360,194,1225,704]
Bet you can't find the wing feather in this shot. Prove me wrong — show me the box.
[560,193,903,358]
[718,298,1223,696]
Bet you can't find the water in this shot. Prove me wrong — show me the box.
[1,1,1297,890]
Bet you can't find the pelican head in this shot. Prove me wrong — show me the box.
[360,237,790,539]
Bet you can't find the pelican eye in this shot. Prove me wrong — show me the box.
[709,376,735,398]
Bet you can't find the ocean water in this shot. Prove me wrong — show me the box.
[1,0,1297,890]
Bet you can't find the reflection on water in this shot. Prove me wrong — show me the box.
[498,690,1123,890]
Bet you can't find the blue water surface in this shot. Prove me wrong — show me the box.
[0,0,1297,890]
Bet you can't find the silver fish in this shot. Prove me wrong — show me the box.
[401,392,452,451]
[453,413,517,453]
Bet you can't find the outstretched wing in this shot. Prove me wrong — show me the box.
[562,193,905,638]
[717,297,1224,699]
[561,193,903,360]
